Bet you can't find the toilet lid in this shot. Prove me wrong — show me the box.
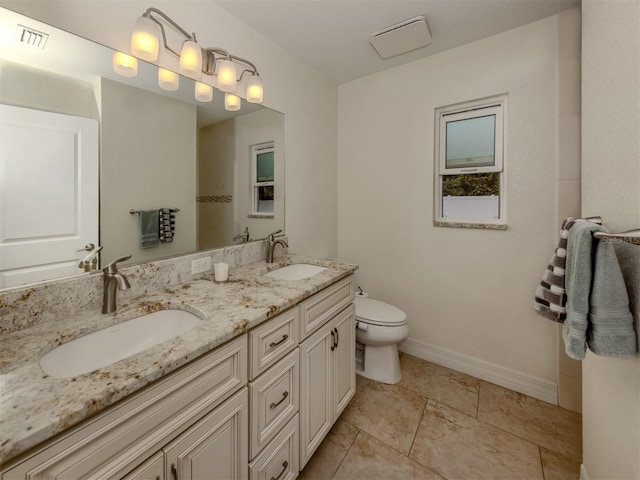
[355,297,407,326]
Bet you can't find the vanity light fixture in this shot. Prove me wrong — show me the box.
[195,81,213,102]
[121,7,264,109]
[112,51,138,77]
[158,67,179,90]
[224,92,241,111]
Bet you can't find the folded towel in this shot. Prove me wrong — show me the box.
[588,235,637,356]
[562,220,637,359]
[159,208,176,243]
[139,209,159,248]
[534,217,576,322]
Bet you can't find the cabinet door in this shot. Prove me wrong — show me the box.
[298,322,333,468]
[163,389,248,480]
[333,304,356,418]
[122,451,164,480]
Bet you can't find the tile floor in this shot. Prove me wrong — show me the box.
[299,353,582,480]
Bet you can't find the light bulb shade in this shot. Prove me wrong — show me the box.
[195,81,213,102]
[131,15,160,61]
[113,51,138,77]
[216,59,237,93]
[158,68,179,91]
[246,75,264,103]
[225,93,241,111]
[179,40,202,77]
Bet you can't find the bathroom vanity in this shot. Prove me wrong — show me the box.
[0,253,357,479]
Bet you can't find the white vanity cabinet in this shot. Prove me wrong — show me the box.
[2,335,248,480]
[298,276,355,468]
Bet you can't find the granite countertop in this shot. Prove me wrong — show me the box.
[0,254,357,466]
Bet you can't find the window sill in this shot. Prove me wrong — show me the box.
[433,220,507,230]
[247,214,274,219]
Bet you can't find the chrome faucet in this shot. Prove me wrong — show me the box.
[265,230,289,263]
[102,255,132,314]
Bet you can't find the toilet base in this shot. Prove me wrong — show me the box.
[356,342,402,384]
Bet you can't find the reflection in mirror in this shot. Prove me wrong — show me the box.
[0,7,284,290]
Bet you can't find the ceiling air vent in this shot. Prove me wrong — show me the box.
[370,15,431,59]
[16,25,49,49]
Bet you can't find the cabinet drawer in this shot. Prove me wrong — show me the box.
[298,275,355,340]
[249,349,299,459]
[122,451,164,480]
[249,308,298,380]
[249,415,298,480]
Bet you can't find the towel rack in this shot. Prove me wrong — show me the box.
[586,216,640,246]
[130,208,181,214]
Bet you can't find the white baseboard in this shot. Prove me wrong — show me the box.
[399,337,558,405]
[580,464,589,480]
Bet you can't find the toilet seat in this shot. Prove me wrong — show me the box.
[355,297,407,327]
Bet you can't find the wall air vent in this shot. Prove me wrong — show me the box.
[370,15,431,59]
[16,25,49,49]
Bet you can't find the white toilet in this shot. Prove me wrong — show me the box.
[354,296,409,384]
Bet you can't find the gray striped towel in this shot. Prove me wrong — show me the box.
[159,208,177,243]
[534,217,577,322]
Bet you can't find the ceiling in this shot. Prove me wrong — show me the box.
[214,0,579,84]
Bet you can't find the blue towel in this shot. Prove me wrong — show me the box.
[139,210,159,248]
[562,220,637,359]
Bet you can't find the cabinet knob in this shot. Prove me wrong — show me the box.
[270,460,289,480]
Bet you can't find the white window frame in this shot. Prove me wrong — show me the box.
[434,94,507,228]
[251,142,275,217]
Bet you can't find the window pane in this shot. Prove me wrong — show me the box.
[442,173,500,220]
[445,115,495,169]
[256,151,274,182]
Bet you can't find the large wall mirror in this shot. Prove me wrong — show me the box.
[0,7,285,290]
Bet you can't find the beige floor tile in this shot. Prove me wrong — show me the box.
[341,375,426,455]
[477,382,582,462]
[410,400,544,480]
[398,353,480,417]
[333,431,443,480]
[540,447,581,480]
[298,419,359,480]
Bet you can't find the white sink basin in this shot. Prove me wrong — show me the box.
[263,264,327,281]
[39,310,202,378]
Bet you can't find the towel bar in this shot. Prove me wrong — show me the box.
[586,216,640,245]
[130,208,181,214]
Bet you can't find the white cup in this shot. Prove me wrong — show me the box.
[214,262,229,282]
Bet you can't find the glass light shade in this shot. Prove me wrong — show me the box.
[112,52,138,77]
[131,16,160,61]
[179,40,202,77]
[195,81,213,102]
[245,75,264,103]
[216,59,237,93]
[158,68,179,91]
[225,93,241,111]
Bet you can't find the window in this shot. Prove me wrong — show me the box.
[251,142,275,216]
[434,95,507,228]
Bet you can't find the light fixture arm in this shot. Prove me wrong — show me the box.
[143,7,197,58]
[203,47,260,79]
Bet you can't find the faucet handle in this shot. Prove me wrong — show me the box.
[103,254,132,275]
[78,245,103,270]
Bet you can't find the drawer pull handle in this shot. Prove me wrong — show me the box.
[171,462,178,480]
[269,390,289,409]
[269,334,289,348]
[334,327,339,347]
[330,330,335,351]
[270,460,289,480]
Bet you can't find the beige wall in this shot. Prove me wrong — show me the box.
[581,0,640,478]
[198,118,236,249]
[338,10,581,396]
[0,0,339,258]
[99,78,197,264]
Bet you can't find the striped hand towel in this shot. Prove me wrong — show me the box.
[159,208,176,243]
[534,217,576,322]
